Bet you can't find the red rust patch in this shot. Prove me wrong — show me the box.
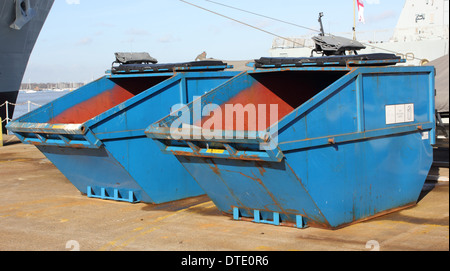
[49,85,134,124]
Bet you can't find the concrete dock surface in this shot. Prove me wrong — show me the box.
[0,135,448,252]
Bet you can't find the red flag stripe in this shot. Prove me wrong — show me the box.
[357,0,364,9]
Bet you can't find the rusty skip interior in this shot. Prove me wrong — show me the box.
[197,71,347,132]
[49,76,170,124]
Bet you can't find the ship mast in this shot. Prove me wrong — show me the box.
[353,0,356,40]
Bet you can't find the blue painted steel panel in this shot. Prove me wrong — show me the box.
[362,72,431,131]
[146,64,435,229]
[37,145,150,202]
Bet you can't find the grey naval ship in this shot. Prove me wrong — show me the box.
[1,0,54,133]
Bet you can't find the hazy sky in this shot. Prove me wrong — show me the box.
[23,0,405,83]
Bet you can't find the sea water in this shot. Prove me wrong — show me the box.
[13,89,71,120]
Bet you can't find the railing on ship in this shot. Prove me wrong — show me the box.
[1,101,42,134]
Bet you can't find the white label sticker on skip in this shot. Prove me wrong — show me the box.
[421,131,429,140]
[386,105,396,125]
[395,104,405,123]
[386,103,414,125]
[404,104,415,122]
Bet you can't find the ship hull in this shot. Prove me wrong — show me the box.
[0,0,54,133]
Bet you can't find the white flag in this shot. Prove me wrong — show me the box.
[357,0,365,24]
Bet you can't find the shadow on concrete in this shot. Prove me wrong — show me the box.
[1,135,22,146]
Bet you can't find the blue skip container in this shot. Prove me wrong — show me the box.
[146,55,436,229]
[7,60,240,204]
